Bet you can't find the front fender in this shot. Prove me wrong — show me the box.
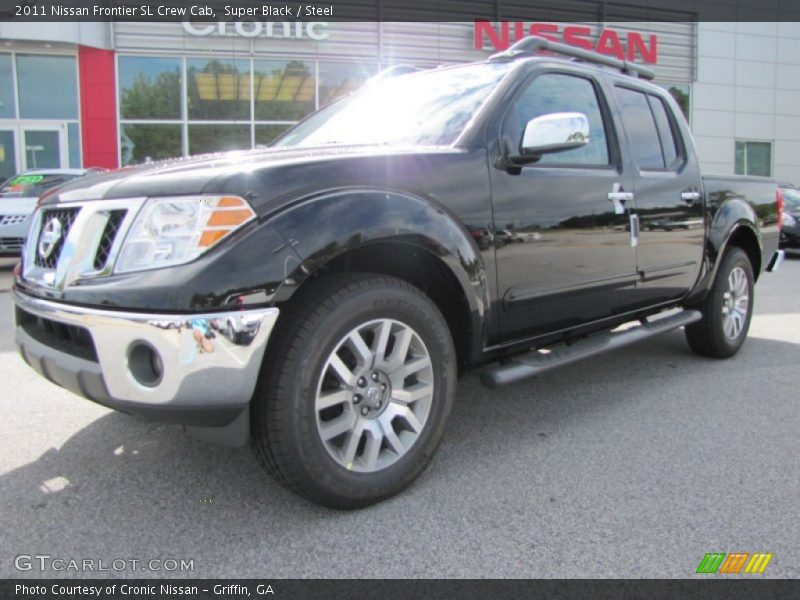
[270,188,490,355]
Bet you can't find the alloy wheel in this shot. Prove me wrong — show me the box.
[314,319,434,473]
[721,266,749,340]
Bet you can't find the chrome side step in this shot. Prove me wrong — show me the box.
[480,309,702,389]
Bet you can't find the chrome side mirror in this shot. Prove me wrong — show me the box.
[520,112,590,157]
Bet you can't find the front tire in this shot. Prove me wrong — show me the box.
[685,247,754,358]
[251,273,456,509]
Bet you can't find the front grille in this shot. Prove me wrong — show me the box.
[15,306,98,362]
[34,207,80,269]
[21,198,141,290]
[0,214,27,226]
[93,210,127,270]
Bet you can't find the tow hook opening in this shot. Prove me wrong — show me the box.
[127,341,164,387]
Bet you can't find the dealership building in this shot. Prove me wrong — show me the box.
[0,19,799,185]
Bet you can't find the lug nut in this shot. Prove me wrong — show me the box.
[357,377,366,387]
[361,406,369,416]
[380,383,387,392]
[371,372,379,381]
[377,400,383,409]
[352,394,362,404]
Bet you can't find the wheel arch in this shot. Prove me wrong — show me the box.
[269,189,490,369]
[686,197,763,306]
[723,224,761,281]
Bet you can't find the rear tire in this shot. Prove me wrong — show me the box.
[251,273,456,509]
[685,247,754,358]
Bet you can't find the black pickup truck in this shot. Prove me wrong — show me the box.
[13,37,783,508]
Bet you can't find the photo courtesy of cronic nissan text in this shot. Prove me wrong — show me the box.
[0,0,797,598]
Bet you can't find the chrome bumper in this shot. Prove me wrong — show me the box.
[13,290,278,422]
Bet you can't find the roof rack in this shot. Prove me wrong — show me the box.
[489,35,655,81]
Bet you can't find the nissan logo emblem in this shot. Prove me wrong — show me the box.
[38,217,63,260]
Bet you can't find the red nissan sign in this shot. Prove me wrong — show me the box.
[474,21,658,64]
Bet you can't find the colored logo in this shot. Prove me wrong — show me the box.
[696,552,773,574]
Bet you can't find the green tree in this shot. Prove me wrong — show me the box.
[667,85,690,120]
[121,124,181,166]
[120,70,181,119]
[119,69,182,165]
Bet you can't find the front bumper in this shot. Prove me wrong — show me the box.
[13,290,278,428]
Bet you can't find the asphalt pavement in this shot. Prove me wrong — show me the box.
[0,255,798,578]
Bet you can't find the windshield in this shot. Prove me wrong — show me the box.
[782,187,800,210]
[0,173,80,198]
[275,62,513,148]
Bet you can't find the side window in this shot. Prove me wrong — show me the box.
[614,87,664,170]
[648,95,681,168]
[508,73,610,166]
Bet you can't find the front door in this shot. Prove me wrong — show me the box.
[20,124,67,170]
[491,70,638,341]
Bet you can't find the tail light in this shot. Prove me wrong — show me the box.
[776,187,783,230]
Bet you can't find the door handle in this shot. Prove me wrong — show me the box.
[681,191,702,205]
[608,183,634,202]
[608,183,633,214]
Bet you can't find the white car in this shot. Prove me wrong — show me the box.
[0,169,103,256]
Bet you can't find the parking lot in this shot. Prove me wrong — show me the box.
[0,255,798,579]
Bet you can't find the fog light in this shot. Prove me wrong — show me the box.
[127,341,163,387]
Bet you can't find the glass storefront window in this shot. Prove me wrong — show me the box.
[735,141,772,177]
[0,54,14,119]
[318,62,376,108]
[0,130,17,182]
[121,124,182,166]
[118,56,378,160]
[253,60,315,121]
[67,123,81,168]
[23,130,59,169]
[16,54,78,119]
[187,58,250,121]
[119,56,182,120]
[188,124,250,155]
[255,124,293,147]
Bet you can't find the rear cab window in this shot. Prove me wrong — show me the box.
[614,85,685,171]
[613,86,684,171]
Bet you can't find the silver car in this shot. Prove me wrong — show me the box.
[0,169,101,256]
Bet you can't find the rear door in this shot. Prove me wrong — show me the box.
[611,85,705,305]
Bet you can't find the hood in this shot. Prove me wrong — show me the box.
[0,196,38,214]
[44,145,460,212]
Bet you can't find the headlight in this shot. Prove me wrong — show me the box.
[115,195,256,273]
[783,212,797,227]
